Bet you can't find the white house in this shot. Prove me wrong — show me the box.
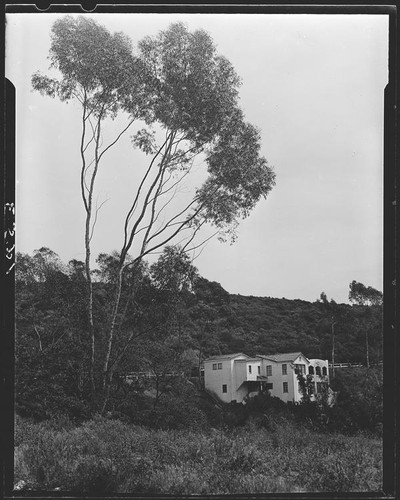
[204,351,329,404]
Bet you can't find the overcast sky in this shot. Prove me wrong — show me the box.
[6,13,388,304]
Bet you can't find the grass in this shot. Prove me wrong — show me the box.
[14,414,382,494]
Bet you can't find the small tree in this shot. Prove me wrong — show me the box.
[349,280,383,368]
[297,372,315,404]
[318,292,337,377]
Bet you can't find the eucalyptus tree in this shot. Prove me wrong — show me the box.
[101,23,275,405]
[32,16,149,397]
[348,280,383,307]
[32,17,276,410]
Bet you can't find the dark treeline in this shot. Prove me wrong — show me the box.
[191,283,382,365]
[15,247,382,435]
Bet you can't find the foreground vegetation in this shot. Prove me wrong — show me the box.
[15,414,382,494]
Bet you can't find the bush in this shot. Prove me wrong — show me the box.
[70,456,118,493]
[328,366,383,434]
[14,416,382,494]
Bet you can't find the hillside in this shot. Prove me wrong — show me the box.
[183,277,382,365]
[15,249,382,424]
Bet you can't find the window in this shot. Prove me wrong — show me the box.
[212,363,217,370]
[283,382,288,393]
[322,367,327,376]
[266,365,272,376]
[257,366,261,375]
[248,365,252,374]
[282,364,287,375]
[222,384,227,393]
[308,365,314,375]
[217,363,222,370]
[295,364,306,375]
[315,366,321,376]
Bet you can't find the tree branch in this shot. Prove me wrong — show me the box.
[122,134,171,255]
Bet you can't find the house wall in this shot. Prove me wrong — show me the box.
[233,359,261,403]
[292,354,310,402]
[247,360,261,381]
[235,383,249,403]
[259,359,295,402]
[308,358,330,395]
[260,354,309,403]
[233,361,247,398]
[204,355,248,403]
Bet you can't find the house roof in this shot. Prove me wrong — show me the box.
[257,352,309,363]
[204,353,250,362]
[234,357,261,363]
[204,351,311,363]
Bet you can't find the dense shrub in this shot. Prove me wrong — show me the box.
[140,395,208,430]
[14,415,382,494]
[329,366,383,434]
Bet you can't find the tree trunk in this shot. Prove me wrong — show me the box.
[331,315,335,379]
[102,267,124,391]
[366,329,370,368]
[81,105,103,408]
[100,369,113,414]
[154,375,160,409]
[85,235,96,403]
[198,347,203,389]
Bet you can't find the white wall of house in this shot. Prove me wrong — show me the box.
[259,359,300,403]
[234,359,261,382]
[308,358,330,396]
[204,354,249,403]
[233,359,262,402]
[292,354,310,403]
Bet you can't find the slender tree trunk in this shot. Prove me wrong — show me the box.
[85,143,100,403]
[85,249,96,400]
[79,99,97,403]
[101,139,175,407]
[331,315,335,379]
[198,346,203,389]
[84,179,96,401]
[102,266,124,391]
[154,375,160,409]
[366,329,370,368]
[100,369,114,414]
[83,110,104,407]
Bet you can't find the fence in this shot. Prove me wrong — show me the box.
[328,361,382,369]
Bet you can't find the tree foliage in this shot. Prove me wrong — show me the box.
[349,280,383,306]
[32,16,148,117]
